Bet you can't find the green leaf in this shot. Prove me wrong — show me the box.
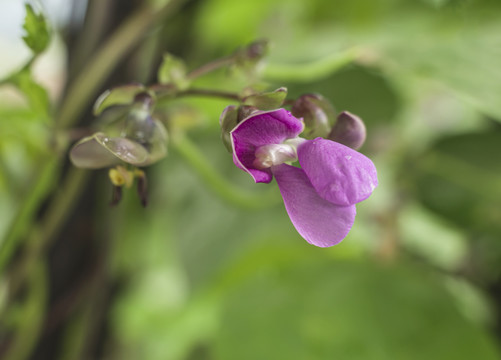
[11,69,50,119]
[93,84,146,116]
[409,131,501,236]
[22,4,50,54]
[399,203,467,271]
[157,53,189,89]
[215,260,500,360]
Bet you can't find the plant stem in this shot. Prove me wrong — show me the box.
[2,260,47,360]
[57,0,185,129]
[6,169,89,297]
[186,56,235,80]
[177,88,241,102]
[0,156,60,273]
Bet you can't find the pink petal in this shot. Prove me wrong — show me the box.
[272,164,356,247]
[231,109,304,183]
[298,138,378,206]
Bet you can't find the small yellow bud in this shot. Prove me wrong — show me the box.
[109,166,134,187]
[109,168,125,186]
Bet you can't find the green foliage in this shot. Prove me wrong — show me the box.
[157,53,190,89]
[215,259,500,360]
[10,69,51,120]
[93,84,146,116]
[410,131,501,236]
[288,65,400,127]
[3,0,501,358]
[22,4,50,55]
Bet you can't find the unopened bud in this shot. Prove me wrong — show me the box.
[109,165,133,187]
[328,111,366,150]
[133,92,155,111]
[233,40,269,76]
[245,39,269,60]
[242,87,287,111]
[291,94,335,139]
[157,53,189,90]
[235,39,269,64]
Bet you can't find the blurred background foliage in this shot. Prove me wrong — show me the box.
[1,0,501,359]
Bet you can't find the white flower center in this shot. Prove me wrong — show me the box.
[253,138,306,169]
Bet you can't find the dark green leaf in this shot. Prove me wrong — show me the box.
[409,131,501,236]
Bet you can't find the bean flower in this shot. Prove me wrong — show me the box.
[229,108,378,247]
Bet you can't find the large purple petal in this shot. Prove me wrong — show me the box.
[298,138,378,206]
[272,164,356,247]
[231,109,304,183]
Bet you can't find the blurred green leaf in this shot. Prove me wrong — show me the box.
[194,0,275,51]
[399,203,467,271]
[22,4,50,55]
[409,130,501,236]
[215,259,500,360]
[158,53,189,89]
[288,65,400,127]
[11,69,50,120]
[93,84,145,115]
[263,47,361,83]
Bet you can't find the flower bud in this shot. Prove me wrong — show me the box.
[122,97,168,163]
[328,111,366,150]
[235,39,269,65]
[133,92,155,110]
[244,39,269,60]
[232,39,269,77]
[291,94,335,139]
[242,87,287,111]
[109,166,134,187]
[157,53,190,90]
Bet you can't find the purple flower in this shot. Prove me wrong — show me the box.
[230,108,378,247]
